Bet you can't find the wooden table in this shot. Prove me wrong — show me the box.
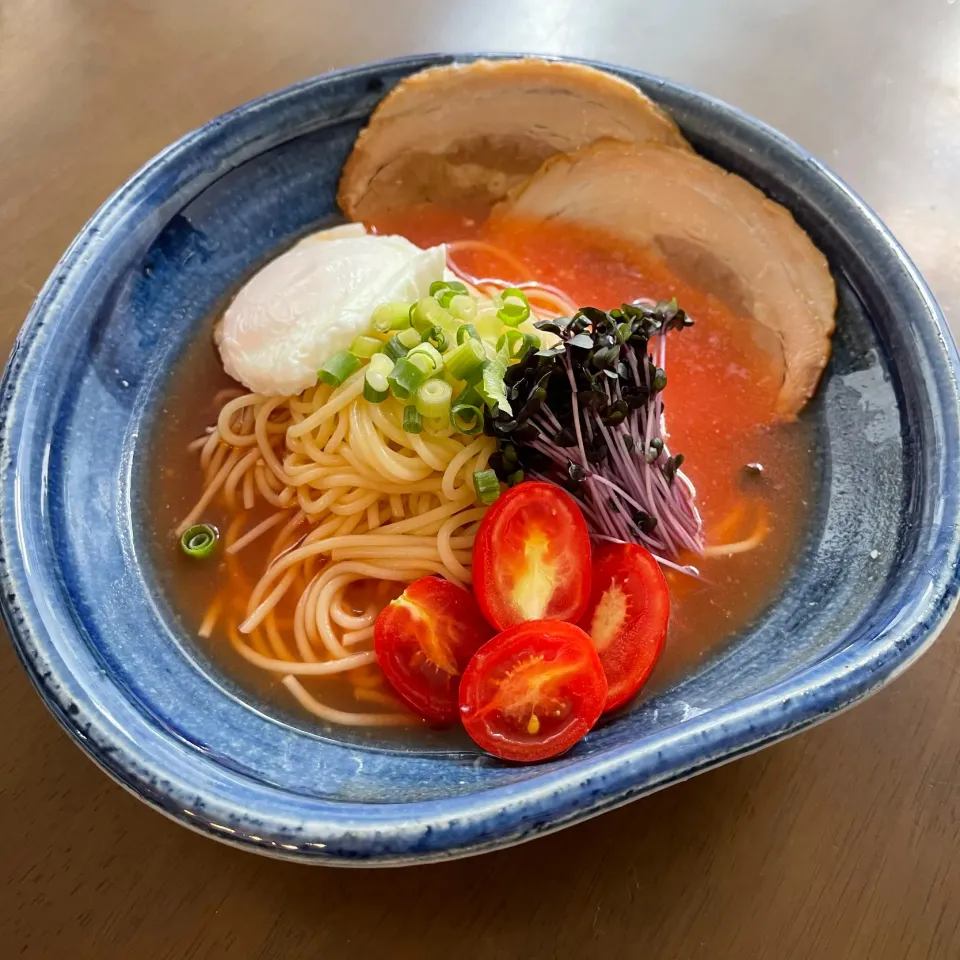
[2,2,959,957]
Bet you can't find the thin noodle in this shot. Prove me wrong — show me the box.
[354,687,405,708]
[198,595,223,640]
[177,446,242,535]
[242,469,256,510]
[180,371,494,726]
[254,464,285,506]
[205,439,229,480]
[224,447,260,507]
[282,676,415,727]
[232,634,376,674]
[342,626,375,647]
[264,609,294,660]
[188,432,212,453]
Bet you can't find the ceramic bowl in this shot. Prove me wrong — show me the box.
[2,54,959,865]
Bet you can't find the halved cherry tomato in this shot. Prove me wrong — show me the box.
[578,542,669,712]
[459,619,607,762]
[472,482,591,630]
[374,576,494,725]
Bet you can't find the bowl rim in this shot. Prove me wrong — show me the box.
[3,52,960,865]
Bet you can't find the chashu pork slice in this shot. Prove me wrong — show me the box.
[493,140,836,418]
[338,58,690,222]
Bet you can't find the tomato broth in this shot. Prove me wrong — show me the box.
[148,207,815,738]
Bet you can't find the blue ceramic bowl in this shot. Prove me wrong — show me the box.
[3,54,959,865]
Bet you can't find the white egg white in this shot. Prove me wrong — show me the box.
[218,225,446,396]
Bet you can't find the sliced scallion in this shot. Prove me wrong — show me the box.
[318,350,362,387]
[473,469,501,505]
[410,296,451,333]
[457,323,481,345]
[384,334,410,363]
[415,378,453,419]
[475,311,504,341]
[371,301,413,333]
[451,403,484,434]
[388,356,427,399]
[448,293,477,322]
[497,287,531,327]
[363,354,393,403]
[367,353,394,377]
[406,342,444,375]
[420,325,448,353]
[429,280,468,309]
[402,405,424,434]
[451,386,485,435]
[363,372,389,403]
[497,329,541,362]
[446,338,485,381]
[397,326,423,349]
[180,523,219,559]
[496,329,526,360]
[350,334,384,358]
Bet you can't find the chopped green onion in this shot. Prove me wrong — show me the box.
[497,287,530,326]
[350,334,384,358]
[496,330,540,362]
[429,280,468,309]
[397,326,422,349]
[478,358,512,415]
[402,405,423,434]
[475,311,504,341]
[368,353,394,377]
[435,288,461,309]
[410,296,451,333]
[318,350,362,387]
[473,469,501,505]
[451,385,485,434]
[507,469,525,486]
[363,354,393,403]
[496,329,526,361]
[407,342,444,375]
[463,364,485,387]
[180,523,219,559]
[457,323,481,345]
[451,402,484,434]
[384,334,410,363]
[363,373,388,403]
[387,356,427,399]
[456,384,483,405]
[446,338,486,381]
[371,301,413,333]
[449,294,477,321]
[415,378,453,419]
[420,325,448,353]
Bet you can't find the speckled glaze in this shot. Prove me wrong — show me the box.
[2,54,958,865]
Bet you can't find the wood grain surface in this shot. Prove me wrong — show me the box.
[2,2,959,957]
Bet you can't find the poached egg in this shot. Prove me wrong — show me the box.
[218,224,446,396]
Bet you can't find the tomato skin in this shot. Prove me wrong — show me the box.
[374,576,494,725]
[459,619,607,762]
[472,482,592,631]
[578,542,669,712]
